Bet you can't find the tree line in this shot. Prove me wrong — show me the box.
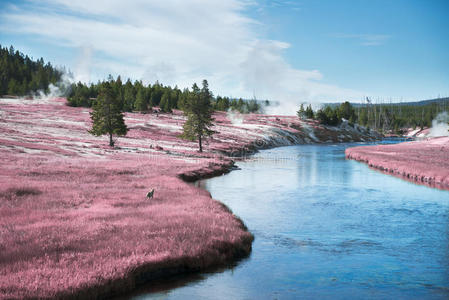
[0,45,63,96]
[68,76,265,114]
[298,101,357,126]
[298,99,449,134]
[355,99,449,133]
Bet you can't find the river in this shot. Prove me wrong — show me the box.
[133,141,449,299]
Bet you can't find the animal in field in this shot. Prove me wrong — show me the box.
[146,189,155,199]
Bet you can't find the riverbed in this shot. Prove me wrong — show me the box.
[133,141,449,299]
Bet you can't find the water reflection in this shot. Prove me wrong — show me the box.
[133,141,449,299]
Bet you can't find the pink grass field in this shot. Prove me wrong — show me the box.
[345,137,449,190]
[0,97,377,299]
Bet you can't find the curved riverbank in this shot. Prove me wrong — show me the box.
[0,97,379,299]
[345,137,449,190]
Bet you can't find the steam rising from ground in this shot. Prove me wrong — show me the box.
[33,73,74,102]
[429,112,449,137]
[74,46,92,83]
[227,110,244,125]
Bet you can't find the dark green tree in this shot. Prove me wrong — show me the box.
[216,96,230,111]
[316,106,339,126]
[324,106,339,125]
[337,101,356,123]
[358,109,368,126]
[89,82,128,147]
[316,108,329,124]
[181,80,215,152]
[297,104,305,119]
[123,79,135,112]
[134,87,147,112]
[159,91,172,113]
[247,99,260,113]
[305,104,314,119]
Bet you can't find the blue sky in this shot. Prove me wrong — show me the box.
[250,0,449,100]
[0,0,448,107]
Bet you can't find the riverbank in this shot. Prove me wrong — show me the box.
[0,97,379,299]
[345,137,449,190]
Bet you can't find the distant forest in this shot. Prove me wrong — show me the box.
[312,99,449,133]
[67,77,265,113]
[0,44,63,96]
[354,99,449,132]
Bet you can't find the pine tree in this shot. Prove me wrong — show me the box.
[123,79,135,112]
[89,82,128,147]
[181,80,215,152]
[337,101,356,122]
[305,104,314,119]
[134,87,147,113]
[359,109,368,126]
[297,104,305,119]
[160,91,172,113]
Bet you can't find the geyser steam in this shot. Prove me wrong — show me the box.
[429,112,449,137]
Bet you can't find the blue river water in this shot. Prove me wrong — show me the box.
[134,141,449,300]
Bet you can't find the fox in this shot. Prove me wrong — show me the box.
[146,189,155,199]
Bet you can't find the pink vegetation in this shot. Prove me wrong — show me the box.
[0,98,256,299]
[346,137,449,190]
[0,96,378,299]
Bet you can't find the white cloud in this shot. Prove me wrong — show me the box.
[0,0,366,112]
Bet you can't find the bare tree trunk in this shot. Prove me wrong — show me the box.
[109,132,114,147]
[198,135,202,152]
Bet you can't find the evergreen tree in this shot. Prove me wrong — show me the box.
[123,79,135,112]
[181,80,215,152]
[177,89,188,111]
[169,90,178,109]
[297,104,305,119]
[316,108,329,125]
[305,104,314,119]
[151,81,163,106]
[359,109,368,126]
[337,101,356,122]
[247,99,260,113]
[324,106,339,125]
[216,96,230,111]
[89,82,128,147]
[316,106,339,126]
[113,75,124,110]
[159,91,172,113]
[0,44,62,96]
[134,87,147,112]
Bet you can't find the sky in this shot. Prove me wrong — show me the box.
[0,0,448,108]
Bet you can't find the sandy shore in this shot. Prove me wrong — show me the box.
[345,137,449,190]
[0,97,378,299]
